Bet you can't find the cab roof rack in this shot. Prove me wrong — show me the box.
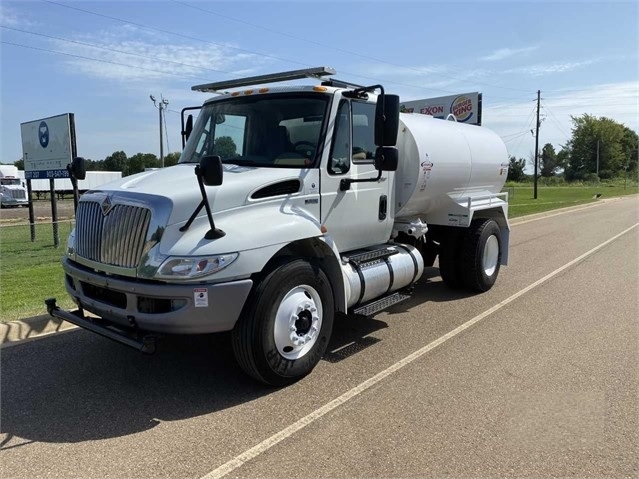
[192,66,336,93]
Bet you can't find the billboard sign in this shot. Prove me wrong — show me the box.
[21,113,76,179]
[400,92,482,125]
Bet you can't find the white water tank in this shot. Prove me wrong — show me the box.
[394,113,508,219]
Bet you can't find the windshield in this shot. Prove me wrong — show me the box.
[180,93,330,168]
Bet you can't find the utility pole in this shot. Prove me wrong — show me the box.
[596,139,600,176]
[533,89,541,200]
[150,94,169,167]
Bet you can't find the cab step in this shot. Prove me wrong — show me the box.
[352,291,411,317]
[345,247,398,266]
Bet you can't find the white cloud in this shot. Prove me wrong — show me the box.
[503,59,596,76]
[49,27,267,83]
[482,81,639,160]
[0,4,35,27]
[481,46,538,61]
[343,63,493,98]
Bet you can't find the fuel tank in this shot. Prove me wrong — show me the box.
[394,113,509,219]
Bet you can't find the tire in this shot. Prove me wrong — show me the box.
[232,260,334,386]
[438,229,464,289]
[461,219,502,292]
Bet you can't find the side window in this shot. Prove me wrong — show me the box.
[328,100,351,175]
[351,101,376,163]
[213,115,246,159]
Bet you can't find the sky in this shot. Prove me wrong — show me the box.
[1,0,637,169]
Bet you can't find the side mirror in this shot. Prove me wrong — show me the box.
[185,115,194,143]
[68,156,87,180]
[197,155,223,186]
[374,94,400,147]
[374,147,398,172]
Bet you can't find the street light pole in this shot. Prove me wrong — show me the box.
[150,95,169,168]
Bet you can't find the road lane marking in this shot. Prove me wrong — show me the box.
[201,222,638,479]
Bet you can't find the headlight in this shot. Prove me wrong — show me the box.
[155,253,238,279]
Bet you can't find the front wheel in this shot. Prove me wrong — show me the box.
[232,260,334,386]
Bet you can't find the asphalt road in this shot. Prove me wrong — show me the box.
[1,196,637,479]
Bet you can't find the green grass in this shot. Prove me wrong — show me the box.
[1,185,637,322]
[505,185,638,217]
[0,222,75,321]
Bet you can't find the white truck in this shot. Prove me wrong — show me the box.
[47,67,510,385]
[0,164,29,207]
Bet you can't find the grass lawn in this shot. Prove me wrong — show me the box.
[505,185,638,217]
[0,185,637,322]
[0,222,76,322]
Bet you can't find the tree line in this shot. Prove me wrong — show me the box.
[14,151,182,177]
[508,113,638,182]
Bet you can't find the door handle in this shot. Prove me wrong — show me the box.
[378,195,387,220]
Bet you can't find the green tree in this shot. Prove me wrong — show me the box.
[103,150,129,176]
[540,143,559,177]
[214,136,237,158]
[564,114,636,181]
[13,158,24,170]
[164,152,181,167]
[507,156,526,182]
[128,153,159,174]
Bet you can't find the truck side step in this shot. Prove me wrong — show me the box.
[352,291,411,317]
[345,247,398,266]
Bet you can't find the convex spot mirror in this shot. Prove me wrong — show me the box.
[198,155,223,186]
[68,156,87,180]
[374,94,400,147]
[374,147,398,172]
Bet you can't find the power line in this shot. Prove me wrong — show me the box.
[1,40,211,81]
[542,105,571,140]
[508,104,537,157]
[42,0,312,67]
[502,131,531,144]
[41,0,534,100]
[171,0,532,94]
[0,25,236,77]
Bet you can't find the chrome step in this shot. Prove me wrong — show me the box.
[345,247,398,266]
[352,291,411,317]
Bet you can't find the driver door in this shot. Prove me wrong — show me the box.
[320,99,393,252]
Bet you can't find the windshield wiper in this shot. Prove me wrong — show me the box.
[222,158,261,166]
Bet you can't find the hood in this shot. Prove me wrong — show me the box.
[93,163,308,226]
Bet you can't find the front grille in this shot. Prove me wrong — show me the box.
[11,190,26,199]
[76,201,151,268]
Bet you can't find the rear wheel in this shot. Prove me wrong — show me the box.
[461,219,502,292]
[232,260,334,386]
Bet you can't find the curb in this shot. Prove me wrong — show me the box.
[2,194,636,348]
[1,314,78,348]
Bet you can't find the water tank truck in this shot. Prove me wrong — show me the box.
[47,67,510,385]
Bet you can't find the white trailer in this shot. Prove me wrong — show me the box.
[18,171,122,196]
[0,164,29,207]
[48,67,510,385]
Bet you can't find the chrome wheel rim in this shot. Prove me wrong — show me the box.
[273,285,323,360]
[482,235,499,277]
